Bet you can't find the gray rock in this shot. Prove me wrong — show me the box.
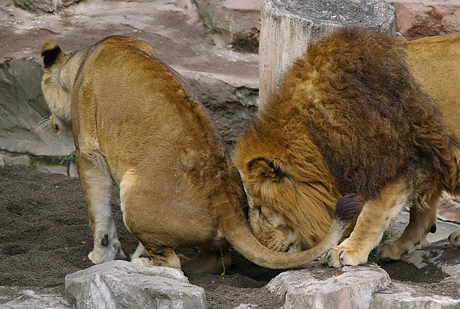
[65,260,206,309]
[0,58,74,157]
[15,0,81,13]
[373,289,460,309]
[180,69,258,145]
[266,263,391,309]
[192,0,261,50]
[0,286,70,309]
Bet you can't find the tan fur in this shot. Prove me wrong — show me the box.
[235,28,460,267]
[40,36,362,273]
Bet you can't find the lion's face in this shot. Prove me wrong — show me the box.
[238,158,316,252]
[246,192,303,252]
[235,136,338,252]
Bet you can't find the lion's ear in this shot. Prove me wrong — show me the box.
[41,41,63,69]
[247,157,286,181]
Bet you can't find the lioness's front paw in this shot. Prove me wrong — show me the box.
[324,246,369,267]
[449,229,460,247]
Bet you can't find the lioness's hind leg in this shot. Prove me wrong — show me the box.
[325,179,410,267]
[78,152,126,264]
[132,246,181,269]
[376,193,438,260]
[181,242,232,275]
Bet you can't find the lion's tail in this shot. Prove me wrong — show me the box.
[222,194,362,270]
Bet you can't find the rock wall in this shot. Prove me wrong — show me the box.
[390,0,460,39]
[0,0,260,176]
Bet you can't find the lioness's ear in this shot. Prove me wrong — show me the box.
[41,41,63,69]
[247,157,286,181]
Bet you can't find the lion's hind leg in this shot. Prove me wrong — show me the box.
[376,193,439,260]
[324,179,410,267]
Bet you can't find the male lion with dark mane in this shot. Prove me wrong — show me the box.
[235,27,460,267]
[40,36,362,273]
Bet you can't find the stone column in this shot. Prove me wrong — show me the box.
[259,0,396,107]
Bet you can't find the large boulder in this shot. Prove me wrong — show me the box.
[268,258,460,309]
[267,263,391,308]
[65,260,206,309]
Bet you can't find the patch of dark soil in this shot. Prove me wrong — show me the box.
[378,259,448,283]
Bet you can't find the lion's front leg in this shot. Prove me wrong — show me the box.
[377,193,439,260]
[324,179,410,267]
[78,152,126,264]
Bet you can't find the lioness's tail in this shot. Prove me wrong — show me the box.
[223,194,362,269]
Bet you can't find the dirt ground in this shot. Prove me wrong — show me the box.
[2,164,460,308]
[0,164,288,308]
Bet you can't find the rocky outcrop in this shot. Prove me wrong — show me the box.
[267,264,391,308]
[268,257,460,308]
[0,58,74,157]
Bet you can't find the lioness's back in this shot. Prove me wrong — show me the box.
[72,37,230,184]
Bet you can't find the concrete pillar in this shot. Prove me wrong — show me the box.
[259,0,396,106]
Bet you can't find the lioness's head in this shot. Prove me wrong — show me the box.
[41,41,87,136]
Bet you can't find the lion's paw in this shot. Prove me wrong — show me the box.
[323,246,369,268]
[449,229,460,248]
[131,257,151,266]
[375,237,403,261]
[88,237,125,264]
[376,236,426,260]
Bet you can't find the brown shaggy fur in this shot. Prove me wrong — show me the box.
[235,27,460,260]
[269,28,456,201]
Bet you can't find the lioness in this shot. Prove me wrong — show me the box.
[235,27,460,267]
[40,36,361,273]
